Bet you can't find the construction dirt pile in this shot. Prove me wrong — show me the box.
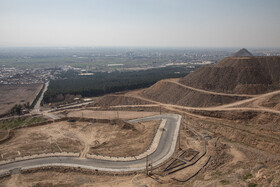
[141,80,248,107]
[92,95,152,107]
[180,56,280,95]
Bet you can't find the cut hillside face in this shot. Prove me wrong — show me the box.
[92,95,152,107]
[180,56,280,94]
[141,80,249,107]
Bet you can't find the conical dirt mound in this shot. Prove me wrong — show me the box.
[180,56,280,94]
[232,48,253,57]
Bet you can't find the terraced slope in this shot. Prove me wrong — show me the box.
[141,80,249,107]
[180,56,280,94]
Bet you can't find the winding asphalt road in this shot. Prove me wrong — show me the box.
[0,114,181,173]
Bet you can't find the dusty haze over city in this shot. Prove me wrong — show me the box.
[0,1,280,187]
[0,0,280,48]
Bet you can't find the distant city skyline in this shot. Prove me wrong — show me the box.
[0,0,280,48]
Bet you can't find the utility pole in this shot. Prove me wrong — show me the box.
[150,159,153,175]
[146,155,149,175]
[50,136,52,152]
[178,128,181,150]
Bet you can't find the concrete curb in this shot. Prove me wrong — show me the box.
[86,119,167,161]
[0,114,182,173]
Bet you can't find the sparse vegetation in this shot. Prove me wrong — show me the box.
[10,104,23,115]
[0,117,46,130]
[243,173,253,181]
[220,179,230,185]
[248,183,257,187]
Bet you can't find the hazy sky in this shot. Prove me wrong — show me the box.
[0,0,280,48]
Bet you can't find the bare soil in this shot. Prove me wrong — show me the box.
[65,109,158,120]
[260,93,280,110]
[0,84,42,115]
[0,121,83,160]
[2,56,280,186]
[0,130,8,141]
[184,113,280,155]
[0,170,157,187]
[1,114,280,186]
[91,95,152,107]
[141,80,248,107]
[0,119,160,160]
[88,120,160,157]
[180,56,280,94]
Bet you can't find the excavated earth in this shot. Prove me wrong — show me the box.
[1,55,280,186]
[141,80,249,107]
[91,95,152,107]
[180,56,280,95]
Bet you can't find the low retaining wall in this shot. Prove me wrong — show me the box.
[87,119,167,161]
[0,152,79,165]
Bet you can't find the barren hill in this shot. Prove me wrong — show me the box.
[232,48,253,57]
[180,56,280,94]
[141,54,280,107]
[92,95,152,107]
[141,80,249,107]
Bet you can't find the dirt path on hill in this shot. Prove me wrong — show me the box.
[80,145,89,158]
[112,93,280,115]
[217,89,280,109]
[111,82,280,115]
[121,78,280,115]
[165,79,256,97]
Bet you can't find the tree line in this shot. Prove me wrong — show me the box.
[43,66,197,103]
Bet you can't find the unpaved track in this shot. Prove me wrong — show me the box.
[114,93,280,115]
[165,79,256,97]
[115,81,280,115]
[217,89,280,109]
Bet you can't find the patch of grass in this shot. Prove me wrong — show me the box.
[243,173,253,181]
[248,183,257,187]
[195,175,205,181]
[0,117,46,130]
[220,180,230,185]
[211,170,222,176]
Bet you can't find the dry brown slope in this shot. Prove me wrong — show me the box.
[92,95,152,107]
[180,56,280,94]
[141,80,249,107]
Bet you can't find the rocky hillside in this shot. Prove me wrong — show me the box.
[180,56,280,94]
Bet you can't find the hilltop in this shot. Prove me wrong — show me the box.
[141,49,280,107]
[1,49,280,187]
[180,56,280,95]
[232,48,253,57]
